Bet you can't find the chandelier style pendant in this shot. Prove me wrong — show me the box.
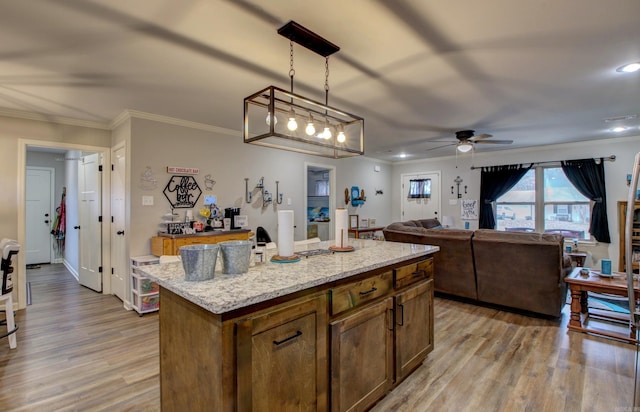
[244,21,364,159]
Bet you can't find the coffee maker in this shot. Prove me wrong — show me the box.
[224,207,241,229]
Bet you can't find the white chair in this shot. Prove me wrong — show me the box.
[0,293,16,349]
[1,239,19,349]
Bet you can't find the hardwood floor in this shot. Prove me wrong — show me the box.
[0,264,159,411]
[1,264,637,411]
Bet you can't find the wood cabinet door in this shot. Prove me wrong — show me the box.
[395,279,434,381]
[330,297,394,412]
[237,295,327,412]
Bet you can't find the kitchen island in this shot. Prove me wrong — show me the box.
[139,239,439,411]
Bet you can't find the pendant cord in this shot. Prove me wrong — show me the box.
[289,41,295,96]
[324,56,330,107]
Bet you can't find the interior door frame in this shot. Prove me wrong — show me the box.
[17,139,112,310]
[25,166,56,264]
[304,162,336,241]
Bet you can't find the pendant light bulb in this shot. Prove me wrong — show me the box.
[337,126,346,143]
[286,109,298,131]
[266,112,277,126]
[322,127,332,140]
[305,121,316,136]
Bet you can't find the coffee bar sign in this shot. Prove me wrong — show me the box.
[163,175,202,208]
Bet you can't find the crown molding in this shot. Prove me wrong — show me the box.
[0,107,110,130]
[110,109,239,137]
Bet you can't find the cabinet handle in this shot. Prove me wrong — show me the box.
[273,330,302,346]
[397,304,405,326]
[412,269,425,278]
[359,287,378,296]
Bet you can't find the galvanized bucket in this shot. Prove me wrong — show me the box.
[179,244,220,281]
[219,240,253,274]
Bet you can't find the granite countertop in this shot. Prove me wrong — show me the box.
[137,239,439,315]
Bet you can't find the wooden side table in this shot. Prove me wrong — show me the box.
[565,267,639,343]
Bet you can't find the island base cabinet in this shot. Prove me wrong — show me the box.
[237,294,328,412]
[395,279,434,381]
[330,297,394,412]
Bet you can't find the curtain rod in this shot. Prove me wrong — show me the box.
[469,155,616,170]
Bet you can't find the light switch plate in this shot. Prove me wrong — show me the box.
[142,195,154,206]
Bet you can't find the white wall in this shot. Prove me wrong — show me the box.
[391,134,640,270]
[126,116,393,256]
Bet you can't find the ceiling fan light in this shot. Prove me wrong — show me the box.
[457,142,473,153]
[617,62,640,73]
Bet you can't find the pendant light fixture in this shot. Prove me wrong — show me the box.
[244,21,364,158]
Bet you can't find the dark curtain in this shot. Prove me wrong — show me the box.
[479,164,532,229]
[561,158,611,243]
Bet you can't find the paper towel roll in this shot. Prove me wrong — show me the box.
[335,208,349,248]
[277,210,295,257]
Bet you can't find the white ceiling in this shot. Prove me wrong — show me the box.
[2,0,639,161]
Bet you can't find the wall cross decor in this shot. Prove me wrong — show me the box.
[451,176,467,199]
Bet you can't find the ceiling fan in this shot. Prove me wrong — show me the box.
[427,130,513,153]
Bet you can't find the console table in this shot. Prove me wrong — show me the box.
[565,267,639,343]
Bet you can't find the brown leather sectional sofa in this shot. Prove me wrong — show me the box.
[383,219,572,317]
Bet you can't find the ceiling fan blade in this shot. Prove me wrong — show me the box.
[469,133,493,142]
[424,143,456,152]
[474,139,513,145]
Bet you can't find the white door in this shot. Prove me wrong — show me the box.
[111,145,127,302]
[26,168,54,265]
[401,172,441,221]
[78,153,102,292]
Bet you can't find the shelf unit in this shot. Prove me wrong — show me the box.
[131,255,160,316]
[618,201,640,273]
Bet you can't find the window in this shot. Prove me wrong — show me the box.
[496,167,591,239]
[408,179,431,198]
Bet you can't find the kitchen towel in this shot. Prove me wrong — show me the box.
[277,210,294,257]
[335,208,349,248]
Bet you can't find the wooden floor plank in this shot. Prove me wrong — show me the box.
[0,264,637,411]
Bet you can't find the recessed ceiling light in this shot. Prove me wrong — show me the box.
[399,153,407,158]
[616,62,640,73]
[611,126,628,132]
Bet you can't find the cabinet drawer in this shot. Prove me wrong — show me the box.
[394,258,433,289]
[330,271,393,316]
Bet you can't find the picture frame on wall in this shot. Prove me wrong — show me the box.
[349,214,359,229]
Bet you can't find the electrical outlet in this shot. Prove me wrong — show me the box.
[142,195,154,206]
[287,197,292,205]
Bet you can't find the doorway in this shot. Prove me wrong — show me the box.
[17,139,112,310]
[401,171,441,221]
[305,163,336,241]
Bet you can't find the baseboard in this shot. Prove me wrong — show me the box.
[63,259,79,281]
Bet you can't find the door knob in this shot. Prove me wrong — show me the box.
[74,226,80,229]
[117,230,125,235]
